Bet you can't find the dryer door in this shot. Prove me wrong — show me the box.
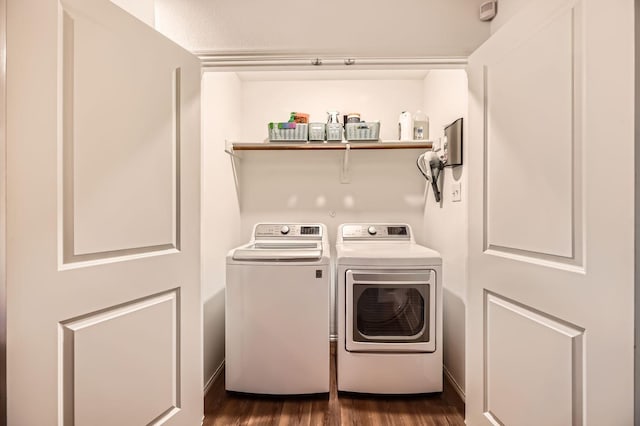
[345,269,436,353]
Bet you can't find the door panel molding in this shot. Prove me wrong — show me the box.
[482,2,585,271]
[59,9,182,266]
[483,291,585,426]
[58,288,181,426]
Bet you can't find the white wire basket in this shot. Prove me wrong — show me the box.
[268,123,308,142]
[308,123,326,141]
[345,122,380,141]
[326,123,343,141]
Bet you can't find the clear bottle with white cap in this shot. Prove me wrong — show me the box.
[413,110,429,140]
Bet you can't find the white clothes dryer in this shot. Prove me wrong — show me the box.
[226,223,330,395]
[336,223,442,394]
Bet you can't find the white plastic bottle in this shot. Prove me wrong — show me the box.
[413,110,429,140]
[398,111,413,140]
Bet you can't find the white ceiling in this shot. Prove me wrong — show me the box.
[154,0,491,59]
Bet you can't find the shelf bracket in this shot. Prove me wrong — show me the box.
[224,140,242,159]
[340,143,351,184]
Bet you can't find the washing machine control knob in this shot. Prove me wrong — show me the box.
[368,226,377,235]
[280,225,290,235]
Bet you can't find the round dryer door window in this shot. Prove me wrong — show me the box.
[353,284,430,343]
[345,269,437,352]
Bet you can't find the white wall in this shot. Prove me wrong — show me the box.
[239,73,426,141]
[110,0,155,27]
[155,0,490,58]
[201,73,243,387]
[236,73,429,245]
[422,70,468,397]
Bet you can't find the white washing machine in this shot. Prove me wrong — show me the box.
[226,223,330,394]
[336,223,442,394]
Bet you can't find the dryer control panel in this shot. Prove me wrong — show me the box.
[341,224,411,240]
[255,224,323,239]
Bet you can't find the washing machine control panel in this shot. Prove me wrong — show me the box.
[255,224,323,238]
[342,224,411,240]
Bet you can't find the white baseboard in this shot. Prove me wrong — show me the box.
[443,365,465,402]
[204,360,225,396]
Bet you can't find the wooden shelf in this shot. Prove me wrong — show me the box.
[229,140,433,151]
[224,139,433,184]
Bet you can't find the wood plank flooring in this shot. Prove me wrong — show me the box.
[203,343,465,426]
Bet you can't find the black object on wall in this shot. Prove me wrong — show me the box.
[444,118,463,167]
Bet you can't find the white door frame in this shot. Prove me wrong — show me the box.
[0,0,6,424]
[636,2,640,423]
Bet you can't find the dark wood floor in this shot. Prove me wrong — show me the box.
[203,343,465,426]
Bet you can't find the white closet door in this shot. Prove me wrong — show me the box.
[466,0,634,424]
[6,0,202,424]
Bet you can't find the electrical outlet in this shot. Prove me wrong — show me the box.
[451,182,462,202]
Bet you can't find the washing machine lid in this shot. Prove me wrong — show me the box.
[232,241,323,261]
